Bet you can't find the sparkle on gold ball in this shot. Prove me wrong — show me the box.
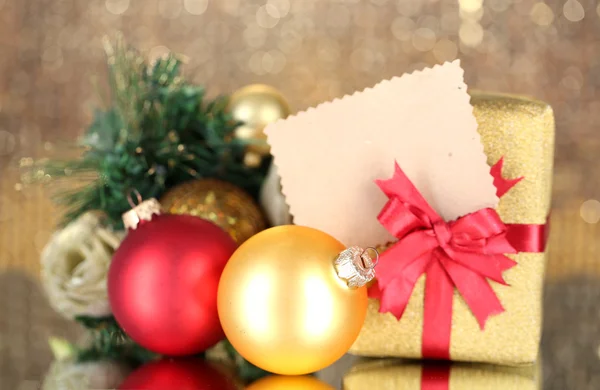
[160,179,267,245]
[218,225,369,375]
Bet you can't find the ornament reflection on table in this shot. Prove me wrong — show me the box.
[43,358,132,390]
[228,84,291,168]
[119,358,240,390]
[247,375,335,390]
[342,359,541,390]
[218,225,377,375]
[108,194,237,356]
[160,179,266,245]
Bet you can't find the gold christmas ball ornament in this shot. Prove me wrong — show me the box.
[247,375,335,390]
[217,225,377,375]
[228,84,291,167]
[159,179,266,245]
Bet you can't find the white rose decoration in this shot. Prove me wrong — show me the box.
[41,212,124,319]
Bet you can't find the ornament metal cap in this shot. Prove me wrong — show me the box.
[122,190,162,230]
[334,246,378,289]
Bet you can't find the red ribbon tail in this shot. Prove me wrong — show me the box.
[442,257,506,330]
[447,251,516,285]
[378,252,432,320]
[373,231,438,289]
[422,259,453,360]
[421,364,451,390]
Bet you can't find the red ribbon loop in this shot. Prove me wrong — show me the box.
[369,158,547,360]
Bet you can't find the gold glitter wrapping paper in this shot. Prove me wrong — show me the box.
[159,179,267,245]
[342,359,541,390]
[349,92,555,365]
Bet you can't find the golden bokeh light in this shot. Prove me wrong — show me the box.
[433,39,458,62]
[412,28,437,52]
[267,0,290,18]
[530,2,555,26]
[256,4,280,29]
[459,0,484,13]
[580,200,600,224]
[105,0,128,15]
[563,0,585,22]
[459,21,484,47]
[183,0,208,15]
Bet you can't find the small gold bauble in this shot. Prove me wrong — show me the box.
[159,179,266,245]
[228,84,291,167]
[217,226,369,375]
[247,375,335,390]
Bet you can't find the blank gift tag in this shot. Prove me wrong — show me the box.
[265,60,498,247]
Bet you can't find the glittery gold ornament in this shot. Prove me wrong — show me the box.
[160,179,266,245]
[349,92,554,365]
[218,226,375,375]
[228,84,291,167]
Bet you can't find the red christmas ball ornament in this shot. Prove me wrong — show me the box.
[119,358,240,390]
[108,194,237,356]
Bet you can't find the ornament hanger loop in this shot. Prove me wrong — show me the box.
[333,246,378,289]
[361,247,379,269]
[127,189,143,208]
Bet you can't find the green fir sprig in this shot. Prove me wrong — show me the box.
[221,339,271,383]
[74,316,159,366]
[74,316,271,382]
[38,36,268,229]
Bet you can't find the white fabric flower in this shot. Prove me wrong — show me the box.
[41,212,124,319]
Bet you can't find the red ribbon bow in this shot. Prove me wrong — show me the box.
[368,158,544,360]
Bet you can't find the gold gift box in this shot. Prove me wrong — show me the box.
[342,359,541,390]
[349,92,554,364]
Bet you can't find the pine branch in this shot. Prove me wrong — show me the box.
[34,36,269,229]
[221,339,271,384]
[74,316,159,366]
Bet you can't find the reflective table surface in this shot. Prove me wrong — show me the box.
[2,271,599,389]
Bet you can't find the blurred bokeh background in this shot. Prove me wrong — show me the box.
[1,0,600,388]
